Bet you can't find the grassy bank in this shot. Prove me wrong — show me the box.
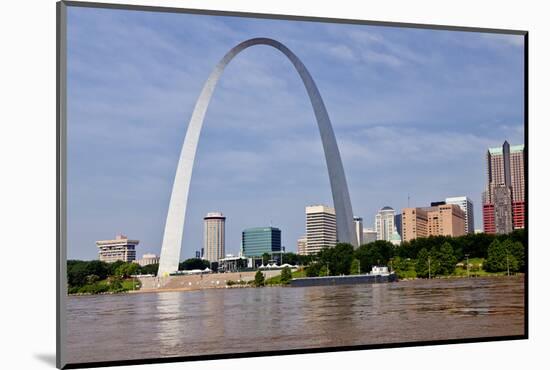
[68,278,140,295]
[394,257,513,279]
[265,269,307,285]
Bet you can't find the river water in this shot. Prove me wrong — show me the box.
[66,276,524,364]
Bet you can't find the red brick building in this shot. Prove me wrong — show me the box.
[482,141,525,234]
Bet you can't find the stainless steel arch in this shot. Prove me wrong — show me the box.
[158,37,357,276]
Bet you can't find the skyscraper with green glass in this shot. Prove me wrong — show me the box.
[241,227,282,258]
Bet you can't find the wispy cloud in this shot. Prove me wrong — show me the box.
[66,8,525,259]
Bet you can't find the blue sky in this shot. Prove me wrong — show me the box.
[66,6,524,260]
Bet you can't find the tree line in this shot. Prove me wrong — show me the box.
[67,260,160,294]
[302,229,526,278]
[68,229,525,291]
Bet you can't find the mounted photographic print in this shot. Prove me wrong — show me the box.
[57,1,528,368]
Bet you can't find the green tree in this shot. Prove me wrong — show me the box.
[296,254,313,266]
[318,265,329,277]
[392,256,416,279]
[67,260,89,287]
[115,262,138,278]
[486,239,505,272]
[350,259,360,275]
[86,274,100,285]
[317,243,354,275]
[108,275,124,292]
[354,241,394,273]
[254,270,265,287]
[280,266,292,284]
[305,263,322,277]
[507,240,525,272]
[139,263,159,275]
[282,252,298,266]
[438,242,458,275]
[107,260,126,276]
[84,260,109,280]
[415,248,430,278]
[262,253,271,265]
[179,258,210,271]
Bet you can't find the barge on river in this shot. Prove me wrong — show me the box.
[290,266,397,287]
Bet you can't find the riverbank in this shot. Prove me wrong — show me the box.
[68,270,523,296]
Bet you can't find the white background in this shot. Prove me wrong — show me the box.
[1,0,548,369]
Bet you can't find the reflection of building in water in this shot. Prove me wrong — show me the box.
[155,291,185,351]
[96,234,138,263]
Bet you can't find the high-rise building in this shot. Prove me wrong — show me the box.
[242,227,282,257]
[203,212,226,262]
[494,185,513,234]
[394,214,403,242]
[97,234,138,263]
[483,141,525,233]
[402,208,428,242]
[445,196,475,234]
[402,204,465,242]
[353,217,364,246]
[363,228,377,244]
[375,206,401,242]
[297,236,307,255]
[305,205,337,255]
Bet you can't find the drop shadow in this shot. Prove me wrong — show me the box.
[34,353,56,367]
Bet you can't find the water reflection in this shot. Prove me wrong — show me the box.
[67,276,524,364]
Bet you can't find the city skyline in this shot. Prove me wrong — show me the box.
[67,7,524,260]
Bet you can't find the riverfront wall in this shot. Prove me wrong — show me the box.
[139,270,282,292]
[290,274,397,287]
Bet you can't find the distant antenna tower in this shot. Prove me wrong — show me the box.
[407,194,410,208]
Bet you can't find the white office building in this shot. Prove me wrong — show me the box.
[297,236,307,255]
[445,196,474,234]
[363,228,377,244]
[135,253,159,267]
[97,234,138,263]
[305,205,337,255]
[375,206,401,242]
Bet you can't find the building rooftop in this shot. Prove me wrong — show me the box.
[488,144,524,155]
[306,205,336,214]
[204,212,225,219]
[243,226,281,232]
[96,235,139,245]
[380,206,394,211]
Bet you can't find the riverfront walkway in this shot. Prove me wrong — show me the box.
[138,270,282,293]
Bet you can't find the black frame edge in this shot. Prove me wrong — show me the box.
[57,1,68,369]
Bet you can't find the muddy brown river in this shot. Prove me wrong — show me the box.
[66,276,525,364]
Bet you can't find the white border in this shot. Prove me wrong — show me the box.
[2,0,548,369]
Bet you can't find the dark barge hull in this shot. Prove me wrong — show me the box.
[290,273,397,287]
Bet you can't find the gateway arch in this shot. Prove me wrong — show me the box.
[158,37,357,276]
